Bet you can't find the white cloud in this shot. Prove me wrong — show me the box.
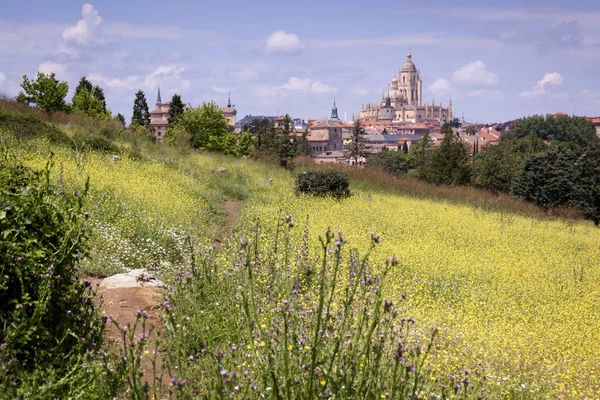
[0,72,6,86]
[280,77,336,94]
[255,77,336,98]
[452,61,498,86]
[88,73,140,89]
[38,61,67,77]
[519,72,563,98]
[144,65,191,92]
[62,3,103,45]
[263,31,304,54]
[428,78,452,96]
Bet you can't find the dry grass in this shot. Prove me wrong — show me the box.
[294,155,583,222]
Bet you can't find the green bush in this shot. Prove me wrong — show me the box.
[0,110,71,145]
[296,171,350,199]
[72,130,120,153]
[0,155,118,397]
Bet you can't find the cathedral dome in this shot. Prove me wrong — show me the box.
[401,50,417,73]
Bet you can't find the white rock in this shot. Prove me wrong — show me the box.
[100,268,164,289]
[217,167,227,173]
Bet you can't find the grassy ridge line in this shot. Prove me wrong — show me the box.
[294,156,584,223]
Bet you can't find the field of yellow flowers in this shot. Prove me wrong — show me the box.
[238,176,600,399]
[9,131,599,398]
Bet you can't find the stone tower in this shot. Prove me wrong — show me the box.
[398,50,422,106]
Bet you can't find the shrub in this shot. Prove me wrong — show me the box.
[296,170,350,199]
[72,130,120,153]
[0,154,115,396]
[0,110,71,145]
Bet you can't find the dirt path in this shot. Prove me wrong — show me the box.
[218,200,242,243]
[92,200,243,393]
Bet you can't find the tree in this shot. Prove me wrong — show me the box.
[237,131,255,156]
[465,126,477,136]
[402,141,409,154]
[369,149,410,176]
[72,87,110,120]
[116,113,126,128]
[511,149,578,209]
[93,85,107,112]
[572,142,600,225]
[74,76,93,97]
[471,140,523,193]
[298,129,312,156]
[423,126,471,185]
[512,114,598,155]
[276,115,297,168]
[16,72,69,114]
[168,93,185,125]
[343,119,369,165]
[175,101,230,151]
[131,90,150,127]
[407,131,434,177]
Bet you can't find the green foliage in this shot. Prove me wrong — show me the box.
[176,101,230,151]
[0,111,71,145]
[131,90,150,127]
[296,171,351,199]
[407,131,434,178]
[72,130,121,153]
[72,86,111,120]
[343,119,369,165]
[511,149,578,209]
[422,128,471,185]
[168,93,185,125]
[16,72,70,114]
[0,155,118,396]
[116,113,126,128]
[465,126,477,136]
[472,140,523,192]
[512,114,598,155]
[572,142,600,225]
[369,149,411,175]
[237,130,255,156]
[74,76,94,97]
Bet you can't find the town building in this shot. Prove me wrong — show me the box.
[359,51,453,123]
[149,86,174,142]
[219,94,237,126]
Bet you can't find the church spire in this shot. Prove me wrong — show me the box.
[331,98,339,120]
[156,85,162,106]
[227,91,232,108]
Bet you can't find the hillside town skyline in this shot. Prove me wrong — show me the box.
[1,1,599,125]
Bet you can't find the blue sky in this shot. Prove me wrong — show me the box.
[1,0,599,123]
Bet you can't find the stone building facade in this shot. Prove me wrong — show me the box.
[359,51,453,123]
[219,94,237,126]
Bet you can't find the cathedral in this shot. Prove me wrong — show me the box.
[358,51,453,122]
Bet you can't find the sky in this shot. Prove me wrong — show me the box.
[0,0,599,123]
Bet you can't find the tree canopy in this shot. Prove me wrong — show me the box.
[512,114,598,155]
[168,94,185,125]
[343,119,369,165]
[16,72,69,114]
[131,90,150,127]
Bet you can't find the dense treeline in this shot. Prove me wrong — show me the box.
[371,115,600,224]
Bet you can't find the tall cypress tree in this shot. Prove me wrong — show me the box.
[93,85,107,112]
[131,90,150,127]
[168,94,185,125]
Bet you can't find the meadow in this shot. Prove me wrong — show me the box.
[2,110,599,398]
[236,171,600,398]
